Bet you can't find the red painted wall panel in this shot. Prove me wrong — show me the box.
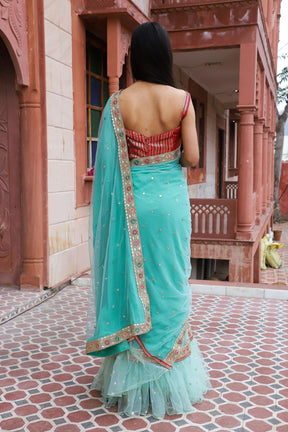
[279,161,288,217]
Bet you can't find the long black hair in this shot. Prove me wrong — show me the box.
[130,22,175,87]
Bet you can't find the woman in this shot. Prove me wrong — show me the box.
[86,22,211,419]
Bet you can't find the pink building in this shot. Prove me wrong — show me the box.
[0,0,281,289]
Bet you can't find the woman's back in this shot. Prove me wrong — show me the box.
[120,81,199,167]
[120,82,187,136]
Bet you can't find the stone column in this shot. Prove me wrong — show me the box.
[236,107,255,240]
[19,96,45,289]
[266,130,271,208]
[18,0,47,289]
[107,18,121,95]
[262,127,269,214]
[254,118,264,224]
[269,131,275,203]
[107,17,131,95]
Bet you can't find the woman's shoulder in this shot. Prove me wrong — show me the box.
[121,82,187,97]
[163,87,188,104]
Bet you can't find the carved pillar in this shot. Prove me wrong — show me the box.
[262,0,268,20]
[266,129,271,208]
[107,17,131,95]
[254,119,264,224]
[262,126,269,214]
[274,5,282,67]
[269,131,275,203]
[18,0,47,289]
[236,107,255,240]
[236,42,257,240]
[267,0,273,41]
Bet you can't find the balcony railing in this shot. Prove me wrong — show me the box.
[224,181,238,199]
[190,198,237,239]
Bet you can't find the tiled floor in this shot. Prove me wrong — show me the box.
[260,221,288,286]
[1,284,288,432]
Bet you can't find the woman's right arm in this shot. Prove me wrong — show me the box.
[180,99,199,168]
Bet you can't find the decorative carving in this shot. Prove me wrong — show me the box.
[190,198,237,239]
[81,0,148,25]
[151,0,258,13]
[255,64,260,110]
[82,0,116,10]
[120,25,131,70]
[224,181,238,199]
[0,0,28,84]
[0,0,24,56]
[0,111,10,258]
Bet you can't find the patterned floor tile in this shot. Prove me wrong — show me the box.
[1,285,288,431]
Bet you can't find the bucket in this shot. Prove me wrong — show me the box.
[273,230,282,241]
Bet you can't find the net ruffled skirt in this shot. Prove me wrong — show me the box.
[91,339,211,419]
[89,157,211,418]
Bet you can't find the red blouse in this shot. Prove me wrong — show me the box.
[125,92,191,160]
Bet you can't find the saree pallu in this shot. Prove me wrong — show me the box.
[87,92,210,418]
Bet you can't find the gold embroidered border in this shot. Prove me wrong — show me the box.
[86,92,152,355]
[86,322,151,353]
[130,148,180,167]
[164,320,194,365]
[110,91,152,331]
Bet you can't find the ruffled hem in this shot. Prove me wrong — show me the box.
[91,339,211,419]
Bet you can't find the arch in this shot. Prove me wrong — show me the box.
[0,0,29,86]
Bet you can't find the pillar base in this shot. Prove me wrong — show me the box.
[236,231,253,241]
[255,214,261,225]
[20,269,43,291]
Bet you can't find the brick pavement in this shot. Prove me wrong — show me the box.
[1,284,288,432]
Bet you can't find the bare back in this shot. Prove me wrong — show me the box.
[119,81,199,166]
[120,82,186,136]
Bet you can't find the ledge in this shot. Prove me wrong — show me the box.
[83,175,93,182]
[189,279,288,300]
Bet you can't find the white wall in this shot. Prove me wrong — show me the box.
[131,0,150,16]
[44,0,89,286]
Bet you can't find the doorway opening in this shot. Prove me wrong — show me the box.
[216,127,225,198]
[0,38,21,286]
[191,258,229,282]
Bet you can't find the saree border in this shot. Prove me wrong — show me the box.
[136,319,194,369]
[130,148,180,167]
[86,93,152,355]
[110,91,152,331]
[164,320,194,365]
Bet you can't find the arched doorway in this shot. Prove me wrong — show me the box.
[0,38,22,286]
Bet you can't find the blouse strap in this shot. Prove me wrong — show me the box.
[181,91,191,121]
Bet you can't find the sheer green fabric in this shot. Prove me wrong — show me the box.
[92,339,210,419]
[86,97,150,358]
[86,93,211,417]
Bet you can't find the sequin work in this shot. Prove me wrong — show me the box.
[88,91,211,417]
[111,92,152,329]
[88,92,200,366]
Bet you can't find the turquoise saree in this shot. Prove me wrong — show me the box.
[87,92,210,418]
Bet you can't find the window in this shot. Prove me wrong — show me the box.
[86,38,109,171]
[187,79,207,185]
